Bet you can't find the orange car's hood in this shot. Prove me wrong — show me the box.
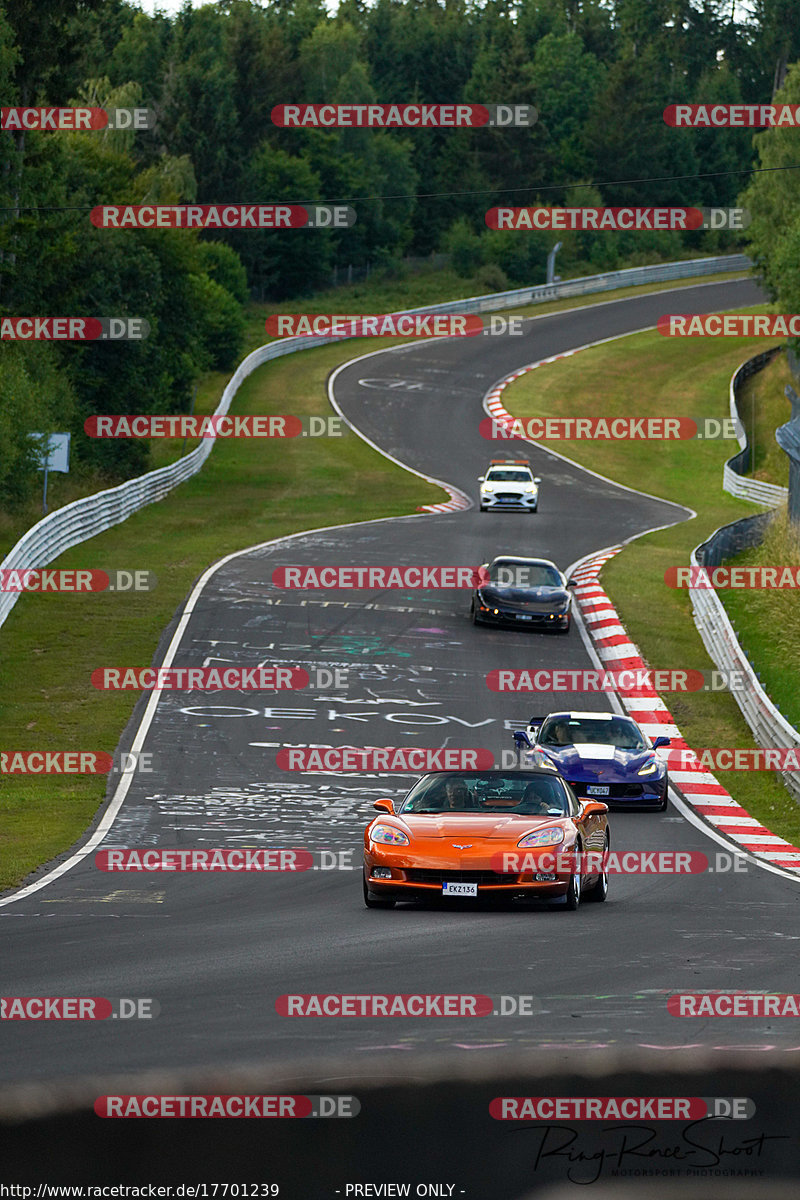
[400,814,565,840]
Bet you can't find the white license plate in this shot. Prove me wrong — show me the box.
[586,785,610,796]
[516,614,533,621]
[442,881,477,897]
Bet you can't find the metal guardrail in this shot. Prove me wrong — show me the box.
[692,348,800,802]
[777,381,800,525]
[0,252,751,633]
[695,511,773,569]
[722,460,788,504]
[690,531,800,802]
[723,346,788,505]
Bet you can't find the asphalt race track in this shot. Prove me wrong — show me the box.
[7,276,800,1096]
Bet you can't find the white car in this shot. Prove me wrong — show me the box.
[478,459,540,512]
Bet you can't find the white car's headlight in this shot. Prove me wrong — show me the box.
[480,484,493,493]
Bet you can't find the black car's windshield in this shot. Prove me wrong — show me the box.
[539,716,647,750]
[400,772,570,815]
[489,561,561,588]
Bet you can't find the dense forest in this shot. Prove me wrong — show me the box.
[1,0,799,506]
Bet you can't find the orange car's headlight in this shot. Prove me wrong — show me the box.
[517,826,565,848]
[371,824,409,846]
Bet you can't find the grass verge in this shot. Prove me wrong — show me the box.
[734,351,793,486]
[722,508,800,729]
[708,348,799,728]
[501,323,800,844]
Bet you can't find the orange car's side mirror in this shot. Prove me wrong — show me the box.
[578,800,608,816]
[372,798,394,814]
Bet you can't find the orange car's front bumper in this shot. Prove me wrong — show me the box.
[363,845,575,899]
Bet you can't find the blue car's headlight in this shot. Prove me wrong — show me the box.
[371,824,409,846]
[518,826,565,848]
[638,758,660,776]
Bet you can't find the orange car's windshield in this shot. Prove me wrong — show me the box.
[400,772,570,816]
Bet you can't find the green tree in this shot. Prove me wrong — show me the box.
[741,60,800,334]
[442,215,483,276]
[0,345,80,509]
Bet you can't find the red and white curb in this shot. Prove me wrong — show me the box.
[484,352,579,428]
[573,550,800,871]
[416,488,471,514]
[484,362,800,874]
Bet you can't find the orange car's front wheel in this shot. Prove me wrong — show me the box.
[563,840,582,911]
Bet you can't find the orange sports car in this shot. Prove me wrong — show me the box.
[362,767,609,911]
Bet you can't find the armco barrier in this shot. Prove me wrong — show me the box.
[691,527,800,804]
[690,347,800,803]
[0,253,750,633]
[723,346,788,506]
[1,1050,799,1193]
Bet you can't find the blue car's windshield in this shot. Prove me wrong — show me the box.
[539,717,647,751]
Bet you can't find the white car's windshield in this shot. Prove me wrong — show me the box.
[486,470,532,482]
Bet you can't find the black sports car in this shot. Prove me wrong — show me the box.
[471,555,574,632]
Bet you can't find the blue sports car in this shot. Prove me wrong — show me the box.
[513,710,670,811]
